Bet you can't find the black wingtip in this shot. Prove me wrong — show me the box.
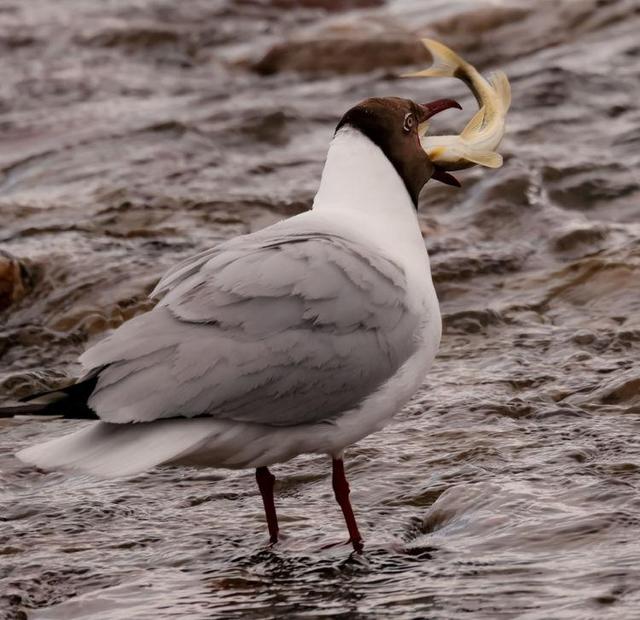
[1,371,103,420]
[0,400,99,420]
[0,402,52,418]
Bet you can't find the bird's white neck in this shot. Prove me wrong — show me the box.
[313,127,415,218]
[312,128,427,270]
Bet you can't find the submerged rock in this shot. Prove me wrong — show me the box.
[253,29,424,75]
[0,251,31,312]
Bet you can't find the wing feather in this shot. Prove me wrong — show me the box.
[81,224,420,426]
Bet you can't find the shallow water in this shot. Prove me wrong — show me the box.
[2,0,640,618]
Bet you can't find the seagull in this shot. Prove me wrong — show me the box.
[1,95,461,553]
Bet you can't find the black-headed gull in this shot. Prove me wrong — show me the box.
[2,96,461,552]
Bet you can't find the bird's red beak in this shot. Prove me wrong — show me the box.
[431,166,461,187]
[417,98,462,122]
[417,99,463,188]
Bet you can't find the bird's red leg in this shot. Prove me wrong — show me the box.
[255,466,279,544]
[332,458,364,553]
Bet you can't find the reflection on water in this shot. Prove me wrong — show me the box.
[2,0,640,617]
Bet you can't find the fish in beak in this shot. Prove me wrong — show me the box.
[416,99,464,187]
[405,39,511,178]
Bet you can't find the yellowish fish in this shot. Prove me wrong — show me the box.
[405,39,511,181]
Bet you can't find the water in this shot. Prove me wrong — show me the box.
[2,0,640,617]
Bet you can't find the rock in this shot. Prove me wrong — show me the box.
[253,33,424,75]
[0,251,31,312]
[597,370,640,405]
[265,0,383,10]
[551,225,608,255]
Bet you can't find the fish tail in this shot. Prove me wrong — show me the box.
[404,38,469,78]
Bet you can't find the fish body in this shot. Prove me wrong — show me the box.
[406,38,511,171]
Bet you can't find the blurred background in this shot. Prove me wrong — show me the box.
[1,0,640,618]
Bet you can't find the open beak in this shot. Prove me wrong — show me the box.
[417,98,462,137]
[418,98,462,121]
[431,166,461,187]
[417,98,463,188]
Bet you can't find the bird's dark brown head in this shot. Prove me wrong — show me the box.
[335,96,461,206]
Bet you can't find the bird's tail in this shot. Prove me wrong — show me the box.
[6,368,227,478]
[0,373,100,420]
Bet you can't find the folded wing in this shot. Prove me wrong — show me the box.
[80,224,420,426]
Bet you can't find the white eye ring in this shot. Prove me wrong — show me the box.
[403,113,415,133]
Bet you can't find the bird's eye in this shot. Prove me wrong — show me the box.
[403,113,415,133]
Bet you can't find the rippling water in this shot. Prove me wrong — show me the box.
[2,0,640,618]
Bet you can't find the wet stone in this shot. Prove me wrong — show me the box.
[0,251,31,312]
[253,36,425,75]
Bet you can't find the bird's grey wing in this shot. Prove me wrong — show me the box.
[150,246,223,300]
[81,229,421,426]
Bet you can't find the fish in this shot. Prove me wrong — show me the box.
[404,38,511,184]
